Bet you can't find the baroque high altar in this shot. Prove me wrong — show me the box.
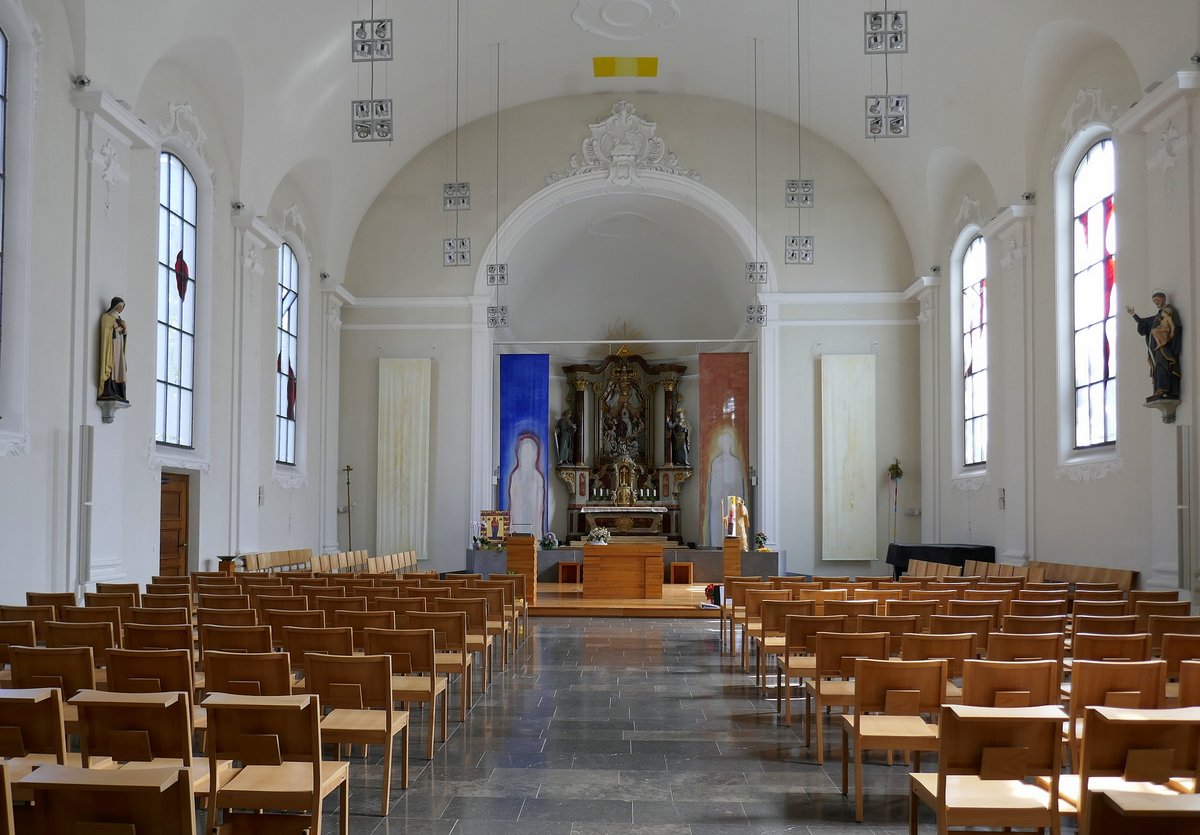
[556,348,693,543]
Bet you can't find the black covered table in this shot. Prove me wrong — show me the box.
[885,543,995,578]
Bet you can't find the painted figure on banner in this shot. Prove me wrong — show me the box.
[98,297,129,403]
[554,411,577,465]
[706,427,746,546]
[1126,291,1182,402]
[507,434,546,539]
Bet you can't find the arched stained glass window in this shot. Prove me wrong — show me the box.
[156,152,197,447]
[961,236,987,466]
[1072,138,1117,448]
[276,243,299,465]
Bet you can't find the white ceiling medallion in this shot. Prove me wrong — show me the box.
[546,100,700,187]
[571,0,679,42]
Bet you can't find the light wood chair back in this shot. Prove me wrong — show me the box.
[760,600,816,639]
[773,578,821,592]
[0,606,55,644]
[59,605,122,641]
[407,611,473,722]
[24,593,75,619]
[354,587,402,605]
[793,587,848,615]
[1073,589,1125,604]
[1072,631,1152,662]
[962,587,1013,615]
[235,574,284,590]
[280,626,353,679]
[196,593,252,611]
[72,688,193,767]
[1180,659,1200,707]
[333,609,396,651]
[147,580,191,594]
[1129,589,1181,606]
[1067,659,1167,762]
[202,691,348,834]
[930,613,991,655]
[743,588,791,619]
[906,588,957,614]
[1072,599,1128,618]
[781,614,848,656]
[107,648,195,697]
[813,631,889,679]
[961,658,1060,707]
[827,581,873,596]
[985,631,1065,672]
[1075,581,1120,592]
[946,598,1002,630]
[852,589,904,607]
[811,575,850,588]
[250,594,307,622]
[405,587,450,610]
[314,595,368,624]
[203,650,293,697]
[1147,614,1200,653]
[1073,614,1138,635]
[199,623,273,655]
[1010,598,1069,618]
[1001,614,1068,635]
[370,596,428,624]
[0,687,67,764]
[1134,600,1192,633]
[45,621,115,667]
[1023,582,1070,594]
[194,583,243,599]
[901,632,975,679]
[123,622,193,655]
[94,583,141,607]
[884,599,937,633]
[296,583,339,607]
[195,606,256,628]
[10,645,96,700]
[126,606,190,626]
[139,592,193,614]
[857,614,919,656]
[264,609,325,647]
[20,763,197,835]
[1162,633,1200,684]
[823,599,877,631]
[0,619,35,672]
[434,596,492,688]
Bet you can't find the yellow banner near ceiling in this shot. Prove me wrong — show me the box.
[593,56,658,78]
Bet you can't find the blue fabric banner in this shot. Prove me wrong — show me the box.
[498,354,550,539]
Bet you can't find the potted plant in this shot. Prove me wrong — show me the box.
[704,583,721,605]
[539,532,559,550]
[587,526,610,545]
[754,532,770,551]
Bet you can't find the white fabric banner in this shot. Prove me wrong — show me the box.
[376,358,431,558]
[821,354,877,561]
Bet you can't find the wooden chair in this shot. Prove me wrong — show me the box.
[281,626,354,688]
[472,579,520,661]
[813,575,851,588]
[94,583,141,606]
[24,593,75,618]
[0,620,36,685]
[823,599,877,632]
[503,573,531,645]
[1071,631,1152,663]
[930,613,991,657]
[775,614,847,723]
[907,588,957,614]
[1163,634,1200,706]
[854,589,905,609]
[1002,614,1068,635]
[737,588,792,672]
[44,621,115,678]
[371,596,428,625]
[1129,589,1181,606]
[315,595,368,626]
[947,598,1003,630]
[84,591,138,623]
[251,593,307,621]
[0,687,68,775]
[122,624,199,692]
[828,581,873,596]
[841,658,945,822]
[106,648,205,734]
[19,764,197,835]
[858,614,919,657]
[202,691,349,834]
[1149,615,1200,655]
[333,609,396,651]
[722,580,772,654]
[458,585,510,670]
[434,597,493,693]
[126,605,190,626]
[199,623,273,655]
[1051,705,1200,833]
[58,604,123,643]
[985,632,1066,680]
[793,587,848,615]
[8,646,95,733]
[804,631,888,764]
[194,581,240,598]
[1134,601,1193,633]
[407,611,473,722]
[1073,590,1126,605]
[265,608,326,647]
[900,632,975,703]
[753,599,815,692]
[1075,582,1120,592]
[303,653,409,815]
[1011,598,1070,618]
[1066,660,1167,767]
[363,627,449,759]
[884,599,937,634]
[196,593,253,613]
[1073,614,1138,635]
[909,703,1066,835]
[773,578,821,593]
[961,658,1061,707]
[962,588,1013,616]
[1023,582,1070,595]
[145,581,191,597]
[203,650,293,697]
[1084,787,1200,833]
[0,606,55,644]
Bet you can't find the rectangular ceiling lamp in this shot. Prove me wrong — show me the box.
[593,56,658,78]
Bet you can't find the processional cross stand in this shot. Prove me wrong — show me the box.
[343,464,355,550]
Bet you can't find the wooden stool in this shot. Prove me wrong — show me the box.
[558,562,582,584]
[669,562,694,584]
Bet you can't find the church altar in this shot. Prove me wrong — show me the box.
[581,505,668,536]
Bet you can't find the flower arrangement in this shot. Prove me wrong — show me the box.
[754,531,769,551]
[587,526,610,544]
[704,583,721,605]
[472,534,504,551]
[539,532,559,550]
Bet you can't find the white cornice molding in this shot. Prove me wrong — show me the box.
[904,275,939,299]
[761,291,918,306]
[777,319,918,328]
[329,285,483,310]
[983,204,1036,238]
[231,207,284,248]
[71,90,160,149]
[1115,71,1200,134]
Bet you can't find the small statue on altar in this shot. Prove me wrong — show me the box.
[554,411,576,465]
[667,406,691,466]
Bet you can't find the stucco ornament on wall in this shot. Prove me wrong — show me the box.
[571,0,679,41]
[546,100,700,187]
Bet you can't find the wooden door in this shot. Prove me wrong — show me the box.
[159,473,189,577]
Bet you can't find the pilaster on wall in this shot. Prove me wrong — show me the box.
[229,208,283,555]
[982,206,1036,562]
[1115,70,1200,590]
[757,320,780,553]
[319,281,345,553]
[70,91,160,590]
[914,276,940,541]
[469,298,495,545]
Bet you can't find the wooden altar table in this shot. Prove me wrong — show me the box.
[583,542,664,600]
[581,505,668,536]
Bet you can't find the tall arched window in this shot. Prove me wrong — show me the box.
[961,236,987,466]
[0,25,8,362]
[1072,138,1117,448]
[156,152,198,447]
[275,243,299,465]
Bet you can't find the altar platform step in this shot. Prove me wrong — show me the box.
[531,582,716,618]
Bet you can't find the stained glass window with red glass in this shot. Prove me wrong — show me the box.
[276,243,299,465]
[155,152,197,448]
[961,236,987,466]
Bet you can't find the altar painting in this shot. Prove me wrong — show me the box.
[699,353,750,546]
[499,354,549,539]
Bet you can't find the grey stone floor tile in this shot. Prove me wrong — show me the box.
[520,797,635,823]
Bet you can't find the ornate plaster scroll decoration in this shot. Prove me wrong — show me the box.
[558,470,577,496]
[999,236,1025,276]
[23,2,44,111]
[242,240,264,307]
[158,103,209,159]
[951,472,990,493]
[1054,456,1123,483]
[1148,118,1188,211]
[1060,88,1118,148]
[147,437,213,474]
[93,139,129,218]
[282,203,308,241]
[954,194,983,231]
[0,428,32,458]
[916,290,935,325]
[272,468,308,490]
[546,100,701,187]
[571,0,680,41]
[325,295,343,332]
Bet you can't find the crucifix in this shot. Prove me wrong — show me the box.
[343,464,355,550]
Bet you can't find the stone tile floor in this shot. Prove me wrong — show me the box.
[283,617,1076,834]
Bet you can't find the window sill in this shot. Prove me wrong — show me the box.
[951,469,990,493]
[272,464,308,490]
[1055,445,1121,483]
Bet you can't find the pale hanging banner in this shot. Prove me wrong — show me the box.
[821,354,877,561]
[376,359,431,558]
